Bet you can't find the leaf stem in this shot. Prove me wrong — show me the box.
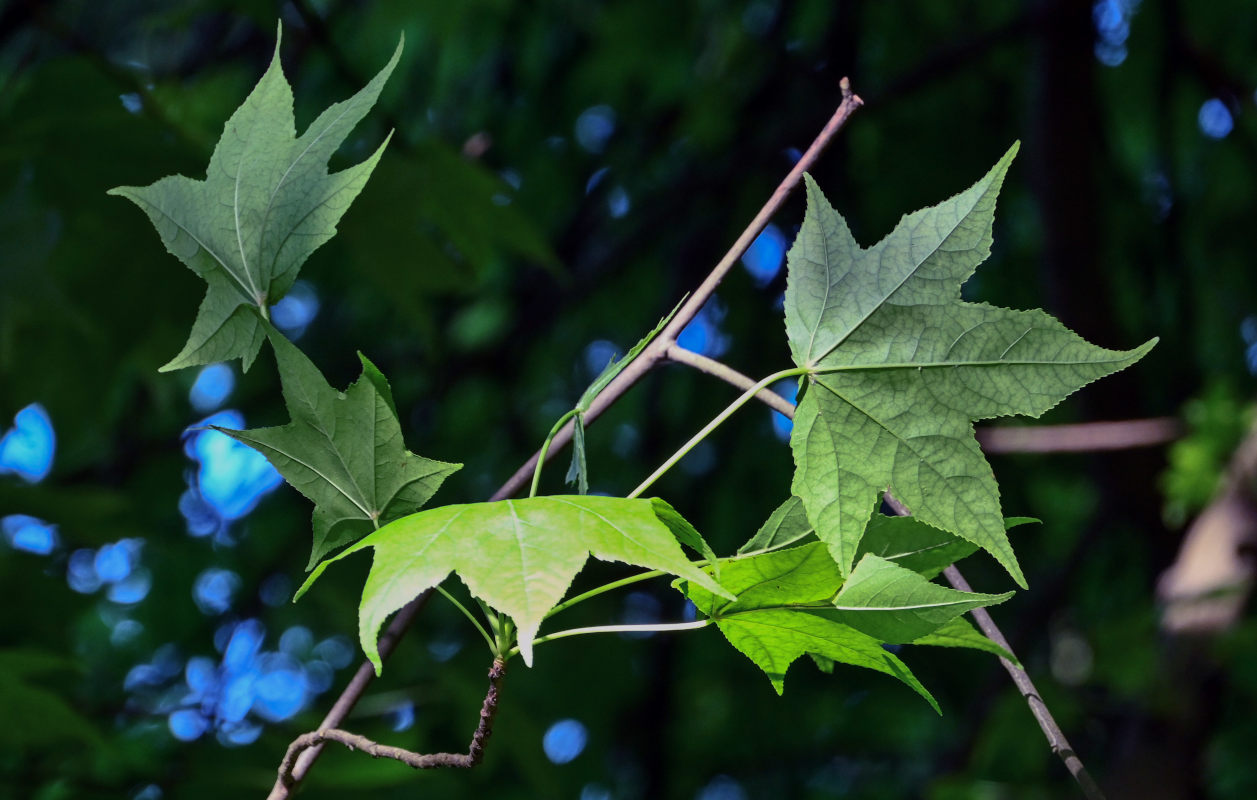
[435,586,496,652]
[529,409,579,498]
[543,570,665,620]
[628,366,807,499]
[507,619,711,658]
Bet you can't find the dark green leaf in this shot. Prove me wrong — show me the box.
[218,324,459,567]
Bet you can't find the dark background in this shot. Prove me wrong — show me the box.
[1,1,1254,798]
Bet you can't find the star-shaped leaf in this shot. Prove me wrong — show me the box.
[681,542,939,710]
[296,496,733,670]
[109,25,402,372]
[785,143,1156,587]
[217,323,459,567]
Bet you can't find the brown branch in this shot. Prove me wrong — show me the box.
[670,358,1107,799]
[976,417,1182,454]
[270,82,863,798]
[271,658,505,795]
[939,563,1106,800]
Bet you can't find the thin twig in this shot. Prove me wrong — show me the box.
[671,356,1107,799]
[270,83,863,798]
[976,417,1181,453]
[939,565,1106,800]
[491,81,863,503]
[664,345,798,417]
[272,658,505,794]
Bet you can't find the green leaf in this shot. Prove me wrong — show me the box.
[575,299,684,413]
[217,324,459,567]
[832,554,1013,643]
[911,617,1018,666]
[737,495,814,554]
[297,496,733,670]
[784,143,1156,587]
[564,414,589,494]
[854,512,978,579]
[108,25,402,372]
[682,543,938,710]
[650,497,720,574]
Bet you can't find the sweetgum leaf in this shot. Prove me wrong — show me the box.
[832,554,1013,643]
[785,143,1156,587]
[737,495,813,554]
[108,26,402,371]
[911,617,1018,666]
[296,496,733,670]
[682,543,938,710]
[217,323,459,568]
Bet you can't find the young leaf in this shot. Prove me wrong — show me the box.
[566,301,683,492]
[564,414,589,494]
[737,496,814,555]
[650,497,721,575]
[681,543,938,711]
[296,496,733,671]
[910,617,1018,666]
[832,554,1013,643]
[109,26,402,372]
[785,143,1156,587]
[217,324,459,568]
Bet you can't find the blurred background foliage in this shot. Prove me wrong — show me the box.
[1,0,1255,798]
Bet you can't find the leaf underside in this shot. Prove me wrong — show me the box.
[297,495,732,671]
[218,323,459,567]
[784,143,1156,587]
[108,25,402,371]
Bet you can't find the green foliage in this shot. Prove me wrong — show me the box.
[784,145,1156,588]
[297,495,731,669]
[832,554,1012,643]
[108,27,402,372]
[1161,382,1254,526]
[216,322,460,567]
[0,649,100,750]
[681,543,938,710]
[911,617,1018,665]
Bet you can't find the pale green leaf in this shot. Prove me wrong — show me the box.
[911,617,1018,666]
[682,543,938,710]
[833,554,1013,643]
[650,498,721,574]
[217,324,459,567]
[737,495,813,554]
[108,26,402,371]
[297,496,732,671]
[785,143,1156,586]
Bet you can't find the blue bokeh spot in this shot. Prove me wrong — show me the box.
[270,280,321,339]
[543,718,588,764]
[741,224,787,286]
[2,514,58,555]
[0,403,55,483]
[1198,98,1234,139]
[189,364,235,412]
[184,410,283,524]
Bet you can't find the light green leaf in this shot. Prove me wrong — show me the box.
[833,554,1013,643]
[785,143,1156,586]
[217,324,459,567]
[911,617,1018,666]
[737,495,814,554]
[108,26,402,371]
[297,496,732,671]
[682,543,938,710]
[650,497,720,575]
